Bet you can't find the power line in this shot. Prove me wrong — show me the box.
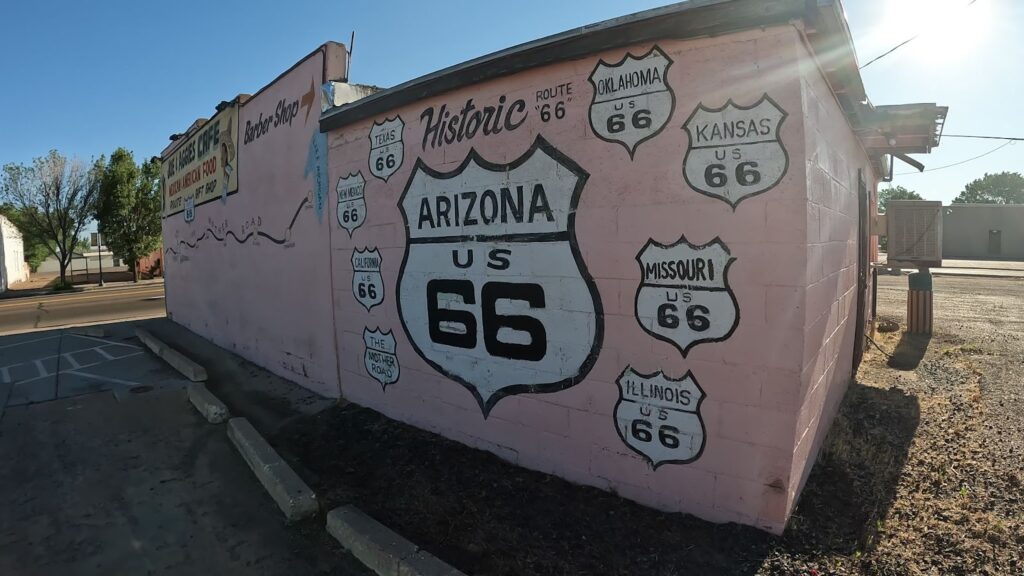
[860,0,980,69]
[895,139,1015,175]
[943,134,1024,142]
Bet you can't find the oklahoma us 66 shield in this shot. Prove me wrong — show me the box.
[397,136,602,416]
[588,45,675,158]
[615,367,706,467]
[682,94,788,208]
[364,327,399,389]
[351,247,384,312]
[635,236,739,357]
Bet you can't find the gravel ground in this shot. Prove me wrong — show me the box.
[274,274,1023,575]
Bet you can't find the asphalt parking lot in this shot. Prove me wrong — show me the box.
[0,322,367,575]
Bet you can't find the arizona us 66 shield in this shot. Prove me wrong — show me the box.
[615,367,706,467]
[635,236,739,357]
[397,136,603,416]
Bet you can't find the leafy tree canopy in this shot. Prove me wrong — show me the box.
[953,171,1024,205]
[95,148,161,282]
[877,185,923,213]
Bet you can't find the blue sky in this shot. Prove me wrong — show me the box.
[0,0,1019,205]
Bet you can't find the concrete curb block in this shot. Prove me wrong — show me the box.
[326,506,466,576]
[227,417,318,522]
[135,328,207,382]
[67,326,106,338]
[188,383,230,423]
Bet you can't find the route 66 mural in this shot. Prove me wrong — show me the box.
[368,116,405,182]
[336,172,366,236]
[397,136,603,416]
[352,247,385,312]
[635,236,739,357]
[682,94,788,208]
[588,45,674,158]
[615,367,706,467]
[364,327,399,388]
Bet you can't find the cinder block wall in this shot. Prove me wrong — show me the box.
[788,35,876,509]
[162,44,348,398]
[323,27,851,533]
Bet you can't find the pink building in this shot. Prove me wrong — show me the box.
[163,0,945,533]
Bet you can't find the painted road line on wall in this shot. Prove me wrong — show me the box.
[227,417,318,522]
[326,505,466,576]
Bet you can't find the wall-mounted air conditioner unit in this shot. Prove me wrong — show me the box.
[886,200,943,268]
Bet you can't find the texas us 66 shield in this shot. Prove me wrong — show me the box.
[397,136,602,416]
[635,236,739,357]
[615,367,706,467]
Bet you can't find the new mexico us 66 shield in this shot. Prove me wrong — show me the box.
[397,136,603,416]
[635,236,739,357]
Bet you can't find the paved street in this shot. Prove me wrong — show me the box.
[0,284,166,336]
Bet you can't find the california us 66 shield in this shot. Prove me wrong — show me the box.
[635,236,739,357]
[368,116,404,182]
[682,94,788,208]
[352,247,384,312]
[397,136,602,416]
[615,367,706,467]
[588,45,674,158]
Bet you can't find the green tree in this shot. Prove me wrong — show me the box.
[0,204,51,272]
[877,185,923,213]
[95,149,162,282]
[1,151,102,286]
[953,171,1024,204]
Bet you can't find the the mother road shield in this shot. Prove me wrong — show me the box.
[397,136,603,416]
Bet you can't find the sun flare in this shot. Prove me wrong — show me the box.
[873,0,993,65]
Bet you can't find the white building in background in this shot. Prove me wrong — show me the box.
[0,215,30,291]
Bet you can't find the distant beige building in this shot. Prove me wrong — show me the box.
[0,215,30,291]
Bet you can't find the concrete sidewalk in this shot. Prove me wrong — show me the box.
[878,255,1024,279]
[0,278,165,300]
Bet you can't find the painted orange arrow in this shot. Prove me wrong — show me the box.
[301,77,316,124]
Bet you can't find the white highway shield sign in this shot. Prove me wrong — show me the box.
[589,45,675,158]
[337,172,367,236]
[352,247,385,312]
[615,367,706,467]
[397,136,602,416]
[368,116,405,182]
[364,327,399,388]
[635,236,739,357]
[683,94,788,208]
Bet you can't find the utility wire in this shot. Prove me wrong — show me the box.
[943,134,1024,142]
[860,0,980,69]
[895,140,1015,175]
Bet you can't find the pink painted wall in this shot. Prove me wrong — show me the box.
[163,44,347,397]
[324,27,862,533]
[788,34,877,509]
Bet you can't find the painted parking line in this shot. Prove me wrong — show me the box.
[0,335,60,350]
[8,352,143,388]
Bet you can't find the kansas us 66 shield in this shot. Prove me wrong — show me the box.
[615,367,706,467]
[635,236,739,357]
[397,136,603,416]
[682,94,788,208]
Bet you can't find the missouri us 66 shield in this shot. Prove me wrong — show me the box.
[352,247,384,312]
[635,236,739,357]
[368,116,404,182]
[615,367,706,467]
[336,172,366,236]
[397,136,603,416]
[682,94,788,208]
[588,45,675,159]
